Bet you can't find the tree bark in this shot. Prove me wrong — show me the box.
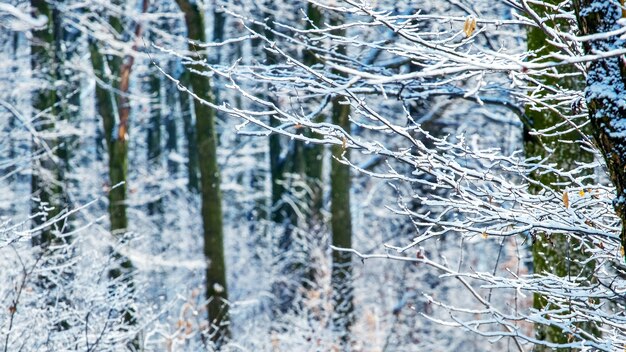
[88,1,148,333]
[329,14,354,346]
[302,3,325,229]
[30,0,64,247]
[88,42,127,235]
[260,3,300,313]
[147,64,163,216]
[165,62,179,176]
[574,0,626,254]
[179,70,200,192]
[285,2,326,296]
[524,2,600,349]
[175,0,229,343]
[262,6,298,237]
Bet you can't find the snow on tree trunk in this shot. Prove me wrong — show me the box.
[574,0,626,255]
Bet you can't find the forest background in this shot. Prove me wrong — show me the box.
[1,0,626,351]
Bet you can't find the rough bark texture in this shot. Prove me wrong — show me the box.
[574,0,626,254]
[524,2,600,349]
[330,16,354,346]
[175,0,229,343]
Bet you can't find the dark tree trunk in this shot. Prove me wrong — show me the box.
[29,5,80,333]
[574,0,626,254]
[30,0,64,247]
[292,2,326,294]
[88,0,149,332]
[175,0,229,343]
[329,14,354,346]
[179,70,200,193]
[165,62,179,176]
[263,6,298,237]
[260,3,300,313]
[147,65,164,216]
[302,3,325,230]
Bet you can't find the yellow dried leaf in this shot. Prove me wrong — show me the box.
[563,191,569,208]
[481,230,488,239]
[621,246,625,257]
[463,16,477,37]
[579,189,585,197]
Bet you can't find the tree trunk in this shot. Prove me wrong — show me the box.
[89,42,125,234]
[29,4,80,333]
[573,0,626,254]
[175,0,229,343]
[165,62,179,176]
[88,0,148,331]
[329,14,354,346]
[30,0,64,247]
[179,70,200,192]
[291,2,326,294]
[263,7,297,237]
[147,64,163,216]
[524,2,599,348]
[260,4,300,313]
[302,3,325,231]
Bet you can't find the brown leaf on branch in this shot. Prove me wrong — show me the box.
[463,16,477,37]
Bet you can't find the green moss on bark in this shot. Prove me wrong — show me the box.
[175,0,229,342]
[524,2,599,349]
